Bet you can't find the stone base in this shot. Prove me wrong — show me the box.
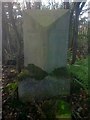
[18,76,70,102]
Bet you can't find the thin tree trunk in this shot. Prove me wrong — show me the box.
[71,7,79,64]
[71,2,85,64]
[7,2,23,72]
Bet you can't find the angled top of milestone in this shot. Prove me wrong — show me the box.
[23,9,69,27]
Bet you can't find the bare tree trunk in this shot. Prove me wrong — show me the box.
[71,2,85,64]
[26,2,31,9]
[71,4,79,64]
[34,2,41,9]
[88,22,90,54]
[7,2,23,72]
[64,1,69,9]
[68,9,74,49]
[2,3,10,64]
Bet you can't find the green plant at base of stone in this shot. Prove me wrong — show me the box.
[5,82,18,93]
[56,100,71,115]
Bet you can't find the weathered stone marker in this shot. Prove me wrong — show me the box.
[18,76,70,102]
[18,9,70,102]
[23,9,70,72]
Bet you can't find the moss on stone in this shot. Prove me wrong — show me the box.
[18,64,48,81]
[51,67,70,78]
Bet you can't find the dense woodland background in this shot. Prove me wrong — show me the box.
[2,0,90,120]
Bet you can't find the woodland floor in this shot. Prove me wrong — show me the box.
[2,65,90,120]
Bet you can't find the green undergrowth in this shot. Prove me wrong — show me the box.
[5,81,18,94]
[67,57,88,91]
[56,100,71,118]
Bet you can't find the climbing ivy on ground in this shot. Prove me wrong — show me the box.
[56,100,71,115]
[6,82,18,91]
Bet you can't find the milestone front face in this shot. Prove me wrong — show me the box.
[23,9,70,72]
